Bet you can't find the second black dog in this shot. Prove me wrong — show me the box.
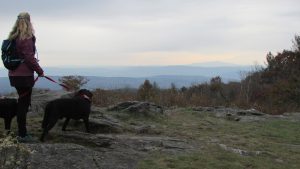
[0,98,18,132]
[40,89,93,141]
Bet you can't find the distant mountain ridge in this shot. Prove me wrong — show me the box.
[0,63,253,94]
[188,61,242,67]
[0,75,211,94]
[1,63,252,79]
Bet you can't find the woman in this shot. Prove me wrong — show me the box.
[8,12,44,142]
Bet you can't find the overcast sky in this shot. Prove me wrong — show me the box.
[0,0,299,67]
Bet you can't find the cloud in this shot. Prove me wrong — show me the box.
[0,0,300,66]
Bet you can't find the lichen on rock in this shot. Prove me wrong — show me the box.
[0,134,32,169]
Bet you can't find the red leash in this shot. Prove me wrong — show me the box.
[43,76,70,91]
[19,76,70,98]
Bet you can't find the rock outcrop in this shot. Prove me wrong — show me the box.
[3,90,298,169]
[108,101,164,116]
[192,106,267,122]
[1,132,194,169]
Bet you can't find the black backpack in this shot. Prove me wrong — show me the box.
[1,39,23,70]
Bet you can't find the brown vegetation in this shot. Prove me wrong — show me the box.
[63,36,299,114]
[59,75,89,91]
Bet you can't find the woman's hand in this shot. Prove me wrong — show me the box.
[38,73,44,77]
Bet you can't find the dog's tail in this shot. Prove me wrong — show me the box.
[42,103,51,129]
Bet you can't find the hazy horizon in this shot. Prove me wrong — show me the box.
[0,62,252,78]
[1,0,299,67]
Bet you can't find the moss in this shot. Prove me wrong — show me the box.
[0,134,32,169]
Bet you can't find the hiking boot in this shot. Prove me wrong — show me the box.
[17,134,37,143]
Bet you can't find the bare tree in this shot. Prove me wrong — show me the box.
[59,76,89,91]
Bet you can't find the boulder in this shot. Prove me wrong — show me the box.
[89,117,124,133]
[192,106,267,122]
[236,109,265,116]
[108,101,164,116]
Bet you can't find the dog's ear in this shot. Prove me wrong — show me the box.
[75,89,84,97]
[75,89,92,98]
[87,91,93,98]
[82,89,93,98]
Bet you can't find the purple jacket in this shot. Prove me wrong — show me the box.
[9,37,44,76]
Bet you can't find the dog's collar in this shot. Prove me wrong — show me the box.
[81,94,92,102]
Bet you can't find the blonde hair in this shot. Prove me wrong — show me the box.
[8,12,35,40]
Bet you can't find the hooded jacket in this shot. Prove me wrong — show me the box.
[8,36,43,76]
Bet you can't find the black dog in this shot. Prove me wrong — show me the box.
[40,89,93,141]
[0,98,18,132]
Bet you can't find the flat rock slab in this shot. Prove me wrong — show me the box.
[56,131,194,153]
[27,143,104,169]
[26,143,138,169]
[29,132,195,169]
